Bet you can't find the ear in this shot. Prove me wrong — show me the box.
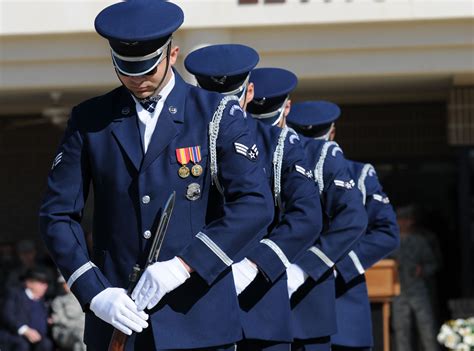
[246,82,255,104]
[329,124,336,141]
[169,45,180,66]
[242,82,255,110]
[284,99,292,117]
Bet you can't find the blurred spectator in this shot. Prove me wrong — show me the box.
[0,242,16,299]
[6,240,42,289]
[392,205,440,351]
[51,274,86,351]
[5,240,57,299]
[0,268,53,351]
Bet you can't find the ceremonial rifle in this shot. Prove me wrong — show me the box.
[108,191,176,351]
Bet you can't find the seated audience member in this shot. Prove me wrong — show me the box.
[0,268,53,351]
[51,275,86,351]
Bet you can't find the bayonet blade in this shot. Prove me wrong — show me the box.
[146,191,176,265]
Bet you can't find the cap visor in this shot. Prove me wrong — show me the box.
[113,54,160,76]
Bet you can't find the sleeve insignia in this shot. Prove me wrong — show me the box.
[51,152,63,170]
[334,179,355,189]
[373,194,390,203]
[234,142,259,161]
[295,165,314,179]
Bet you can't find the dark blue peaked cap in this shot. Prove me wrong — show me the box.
[247,68,297,121]
[286,101,341,138]
[184,44,259,96]
[287,101,341,127]
[95,0,184,76]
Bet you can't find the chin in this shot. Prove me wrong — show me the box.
[134,91,152,99]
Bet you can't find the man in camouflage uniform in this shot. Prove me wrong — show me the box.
[392,205,440,351]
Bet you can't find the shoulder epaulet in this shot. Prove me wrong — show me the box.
[314,141,342,194]
[209,95,240,195]
[272,126,290,208]
[357,163,376,205]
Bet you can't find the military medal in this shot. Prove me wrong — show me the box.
[176,148,191,178]
[191,164,203,177]
[178,165,190,178]
[188,146,203,177]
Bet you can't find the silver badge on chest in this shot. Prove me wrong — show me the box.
[186,183,201,201]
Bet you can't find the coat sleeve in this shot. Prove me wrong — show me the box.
[1,289,26,333]
[246,129,322,283]
[179,101,273,285]
[295,143,367,282]
[39,108,111,308]
[336,165,400,283]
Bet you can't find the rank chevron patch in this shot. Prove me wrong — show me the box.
[295,165,313,179]
[234,142,259,161]
[334,179,355,189]
[51,152,63,170]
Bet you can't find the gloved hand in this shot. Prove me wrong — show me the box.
[90,288,149,336]
[131,257,191,311]
[287,263,309,298]
[231,258,259,295]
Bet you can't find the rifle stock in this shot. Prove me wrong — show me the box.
[108,329,128,351]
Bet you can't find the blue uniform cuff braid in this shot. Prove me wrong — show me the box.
[295,250,332,283]
[335,253,364,284]
[247,243,287,283]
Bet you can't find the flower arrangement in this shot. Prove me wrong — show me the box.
[437,318,474,350]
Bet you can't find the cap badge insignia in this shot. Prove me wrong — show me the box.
[120,41,139,46]
[253,97,266,106]
[211,76,227,85]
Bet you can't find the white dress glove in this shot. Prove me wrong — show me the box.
[287,263,309,298]
[131,256,191,311]
[90,287,149,336]
[231,258,259,295]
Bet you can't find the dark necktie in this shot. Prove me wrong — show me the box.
[138,95,161,113]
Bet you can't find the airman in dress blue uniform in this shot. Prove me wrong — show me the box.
[288,101,399,351]
[39,2,274,350]
[185,45,323,351]
[286,103,368,351]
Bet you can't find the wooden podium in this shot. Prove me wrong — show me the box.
[366,259,400,351]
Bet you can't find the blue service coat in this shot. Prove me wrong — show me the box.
[39,72,273,350]
[290,138,367,340]
[236,119,322,342]
[332,161,399,347]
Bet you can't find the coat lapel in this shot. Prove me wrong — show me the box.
[111,88,143,171]
[141,72,187,172]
